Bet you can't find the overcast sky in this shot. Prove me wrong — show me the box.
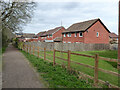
[23,0,118,34]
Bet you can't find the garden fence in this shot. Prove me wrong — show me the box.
[20,44,119,88]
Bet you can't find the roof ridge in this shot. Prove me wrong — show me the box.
[47,26,63,31]
[73,18,99,25]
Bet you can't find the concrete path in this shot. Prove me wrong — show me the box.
[2,44,45,88]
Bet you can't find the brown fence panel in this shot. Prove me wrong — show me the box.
[71,52,95,58]
[55,56,68,62]
[99,57,118,62]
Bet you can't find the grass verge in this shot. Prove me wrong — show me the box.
[21,50,96,88]
[2,46,7,53]
[31,50,118,86]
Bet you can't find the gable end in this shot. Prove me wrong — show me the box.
[85,19,110,33]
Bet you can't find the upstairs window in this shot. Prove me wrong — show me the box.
[64,33,66,37]
[97,32,99,37]
[75,32,77,37]
[79,32,83,37]
[50,34,52,37]
[67,33,71,37]
[48,35,49,38]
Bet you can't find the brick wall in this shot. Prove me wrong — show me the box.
[46,27,65,40]
[62,32,84,43]
[84,21,109,44]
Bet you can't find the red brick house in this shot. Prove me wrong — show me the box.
[37,31,46,42]
[40,26,65,42]
[16,33,36,42]
[62,18,110,44]
[109,33,118,44]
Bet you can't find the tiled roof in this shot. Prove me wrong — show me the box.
[109,33,118,38]
[63,18,110,33]
[37,31,46,37]
[22,33,35,38]
[41,26,64,36]
[54,37,62,42]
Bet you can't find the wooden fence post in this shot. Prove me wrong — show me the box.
[27,45,28,53]
[94,54,99,87]
[25,45,27,52]
[24,44,25,51]
[22,44,23,50]
[25,45,26,52]
[23,44,25,51]
[38,47,39,57]
[44,48,46,60]
[68,50,71,70]
[53,49,56,66]
[33,46,34,55]
[29,45,31,54]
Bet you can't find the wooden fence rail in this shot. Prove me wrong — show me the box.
[22,44,119,88]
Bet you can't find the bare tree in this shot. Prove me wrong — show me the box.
[1,0,36,32]
[0,0,36,46]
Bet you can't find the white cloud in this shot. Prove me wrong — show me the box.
[23,1,118,34]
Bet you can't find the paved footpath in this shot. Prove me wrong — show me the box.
[2,44,45,88]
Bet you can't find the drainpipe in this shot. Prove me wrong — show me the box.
[118,0,120,87]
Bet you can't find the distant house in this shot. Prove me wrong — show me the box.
[16,33,23,38]
[39,26,65,42]
[109,33,118,44]
[16,33,35,42]
[37,31,46,42]
[62,18,110,44]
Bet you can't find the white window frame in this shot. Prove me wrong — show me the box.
[75,32,77,37]
[50,34,52,37]
[79,32,83,37]
[67,33,71,37]
[67,33,69,37]
[69,33,71,37]
[48,35,49,38]
[64,33,66,37]
[97,32,99,37]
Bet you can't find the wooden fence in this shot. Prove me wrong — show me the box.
[21,44,120,88]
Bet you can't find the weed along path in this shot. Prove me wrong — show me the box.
[2,44,45,88]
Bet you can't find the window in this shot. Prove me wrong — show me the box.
[67,33,71,37]
[64,33,66,37]
[50,34,52,37]
[75,32,77,37]
[97,32,99,37]
[68,42,71,43]
[79,32,83,37]
[69,33,71,37]
[63,42,66,43]
[48,35,49,38]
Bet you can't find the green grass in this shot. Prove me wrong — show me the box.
[74,50,118,68]
[0,46,8,72]
[30,49,118,86]
[2,46,7,53]
[22,50,95,88]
